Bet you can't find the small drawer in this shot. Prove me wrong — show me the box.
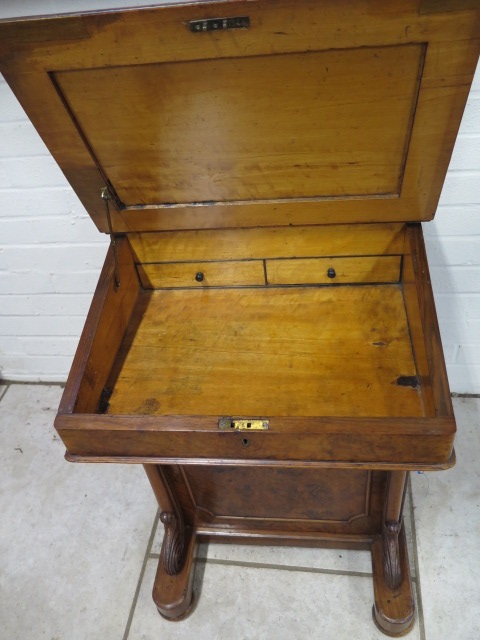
[138,260,265,289]
[266,256,401,285]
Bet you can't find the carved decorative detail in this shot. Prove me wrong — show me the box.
[382,520,402,590]
[160,511,186,576]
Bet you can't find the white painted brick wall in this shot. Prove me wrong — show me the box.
[0,40,109,381]
[422,63,480,394]
[0,2,479,392]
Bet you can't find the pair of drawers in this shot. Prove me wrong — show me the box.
[138,255,401,289]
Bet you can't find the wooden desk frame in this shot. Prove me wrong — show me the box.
[2,2,478,635]
[53,222,454,636]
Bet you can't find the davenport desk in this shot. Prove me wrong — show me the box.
[1,1,479,635]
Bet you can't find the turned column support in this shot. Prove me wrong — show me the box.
[143,464,186,576]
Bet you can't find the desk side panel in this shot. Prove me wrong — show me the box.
[57,236,141,415]
[402,224,454,418]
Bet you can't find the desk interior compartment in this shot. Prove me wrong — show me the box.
[55,222,455,467]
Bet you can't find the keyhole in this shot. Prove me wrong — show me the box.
[242,438,250,447]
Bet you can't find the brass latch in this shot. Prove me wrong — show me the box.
[218,418,269,431]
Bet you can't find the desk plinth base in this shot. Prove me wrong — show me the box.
[152,524,415,635]
[148,465,415,634]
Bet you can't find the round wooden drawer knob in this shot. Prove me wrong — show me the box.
[327,268,336,279]
[195,272,204,282]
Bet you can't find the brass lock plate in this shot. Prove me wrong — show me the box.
[218,418,269,431]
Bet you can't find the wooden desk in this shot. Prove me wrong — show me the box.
[1,1,478,634]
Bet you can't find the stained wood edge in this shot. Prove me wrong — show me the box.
[404,224,455,418]
[56,243,114,414]
[55,413,456,466]
[55,413,456,434]
[196,529,373,548]
[63,451,456,471]
[115,205,430,233]
[56,237,140,415]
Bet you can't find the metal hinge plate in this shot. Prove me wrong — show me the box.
[218,418,269,431]
[100,186,120,290]
[189,16,250,33]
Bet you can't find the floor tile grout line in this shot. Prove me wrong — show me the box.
[204,558,376,579]
[148,552,382,579]
[451,392,480,398]
[122,508,160,640]
[0,380,65,387]
[0,384,10,402]
[409,476,427,640]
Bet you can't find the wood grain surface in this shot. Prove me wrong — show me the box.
[266,256,401,285]
[54,44,422,205]
[3,2,471,630]
[129,223,406,263]
[0,1,478,230]
[138,260,266,289]
[106,285,422,418]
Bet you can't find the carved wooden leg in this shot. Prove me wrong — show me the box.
[372,471,415,637]
[143,465,197,620]
[153,526,197,621]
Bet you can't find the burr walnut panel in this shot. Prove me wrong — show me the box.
[183,467,374,523]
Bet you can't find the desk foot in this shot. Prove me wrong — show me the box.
[153,527,197,621]
[371,525,415,636]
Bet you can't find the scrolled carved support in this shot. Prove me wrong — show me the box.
[143,465,187,577]
[160,510,186,576]
[382,520,402,590]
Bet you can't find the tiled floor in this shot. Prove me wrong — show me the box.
[0,383,478,639]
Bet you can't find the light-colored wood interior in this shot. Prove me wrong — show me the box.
[54,44,422,206]
[106,285,423,418]
[132,224,404,288]
[137,255,401,289]
[2,1,478,229]
[129,223,406,263]
[138,260,266,289]
[266,256,401,286]
[104,224,420,419]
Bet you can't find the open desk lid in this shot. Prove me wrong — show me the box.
[0,0,479,233]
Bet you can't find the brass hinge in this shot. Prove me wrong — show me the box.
[101,187,120,290]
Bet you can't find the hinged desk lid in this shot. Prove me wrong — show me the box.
[0,0,479,232]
